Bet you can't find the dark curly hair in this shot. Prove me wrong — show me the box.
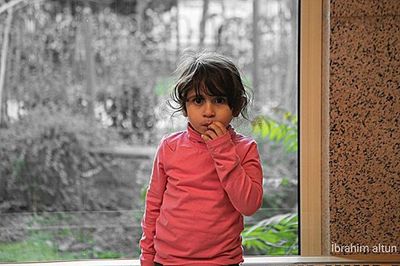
[169,51,251,119]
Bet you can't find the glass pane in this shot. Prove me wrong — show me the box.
[0,0,298,262]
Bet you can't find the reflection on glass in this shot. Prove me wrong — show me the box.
[0,0,298,261]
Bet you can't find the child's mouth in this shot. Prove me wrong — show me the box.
[202,121,213,127]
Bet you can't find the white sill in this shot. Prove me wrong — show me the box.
[1,256,400,266]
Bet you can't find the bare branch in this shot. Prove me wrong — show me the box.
[0,0,24,15]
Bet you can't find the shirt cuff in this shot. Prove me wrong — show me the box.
[140,253,155,266]
[205,131,232,149]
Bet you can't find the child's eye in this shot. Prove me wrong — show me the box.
[193,97,204,104]
[214,97,227,104]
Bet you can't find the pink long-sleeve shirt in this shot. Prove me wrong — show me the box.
[140,124,263,266]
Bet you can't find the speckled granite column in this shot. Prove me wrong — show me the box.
[329,0,400,255]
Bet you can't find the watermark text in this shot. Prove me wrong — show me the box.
[331,243,398,254]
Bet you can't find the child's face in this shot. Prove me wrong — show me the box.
[184,89,233,134]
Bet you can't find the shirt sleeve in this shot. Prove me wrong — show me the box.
[206,133,263,216]
[139,139,167,266]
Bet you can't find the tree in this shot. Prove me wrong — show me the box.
[174,1,180,59]
[284,0,298,115]
[0,0,25,15]
[198,0,209,49]
[82,6,96,120]
[0,7,13,127]
[252,0,260,112]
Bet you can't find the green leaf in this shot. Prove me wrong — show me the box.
[242,213,299,255]
[280,178,289,186]
[251,113,298,154]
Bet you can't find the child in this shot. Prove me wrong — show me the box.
[140,51,263,266]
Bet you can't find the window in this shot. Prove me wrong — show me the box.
[0,0,314,263]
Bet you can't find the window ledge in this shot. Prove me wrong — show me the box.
[1,256,399,266]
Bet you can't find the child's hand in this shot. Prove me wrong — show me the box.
[201,121,227,142]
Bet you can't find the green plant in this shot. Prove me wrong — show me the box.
[154,77,174,96]
[252,112,298,153]
[0,214,128,262]
[0,231,76,262]
[246,112,299,255]
[95,251,122,259]
[242,213,298,255]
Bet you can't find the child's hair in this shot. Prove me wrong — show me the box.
[169,51,251,119]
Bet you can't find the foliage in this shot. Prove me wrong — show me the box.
[242,213,298,255]
[0,230,125,262]
[252,112,298,153]
[246,112,299,255]
[251,111,298,214]
[4,1,169,142]
[261,177,298,218]
[0,105,120,212]
[0,231,69,262]
[0,209,142,262]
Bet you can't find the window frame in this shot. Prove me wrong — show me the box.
[3,1,400,264]
[1,0,325,264]
[299,0,325,256]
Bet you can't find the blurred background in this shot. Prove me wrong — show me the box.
[0,0,298,261]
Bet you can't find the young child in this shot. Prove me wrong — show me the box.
[140,51,263,266]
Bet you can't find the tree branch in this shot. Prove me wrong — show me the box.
[0,0,24,15]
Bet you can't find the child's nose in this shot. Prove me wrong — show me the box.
[203,102,215,117]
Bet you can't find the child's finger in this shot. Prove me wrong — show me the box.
[201,134,211,142]
[208,123,225,136]
[205,129,218,140]
[208,123,223,136]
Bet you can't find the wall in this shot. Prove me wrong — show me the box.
[329,0,400,255]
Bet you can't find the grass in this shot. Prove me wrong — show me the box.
[0,232,76,262]
[0,230,123,262]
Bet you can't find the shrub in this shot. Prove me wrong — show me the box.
[0,106,120,212]
[242,213,298,255]
[243,112,299,255]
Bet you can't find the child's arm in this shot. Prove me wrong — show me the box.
[140,141,167,266]
[206,133,263,216]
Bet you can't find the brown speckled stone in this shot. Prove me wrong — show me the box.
[329,0,400,255]
[331,0,400,17]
